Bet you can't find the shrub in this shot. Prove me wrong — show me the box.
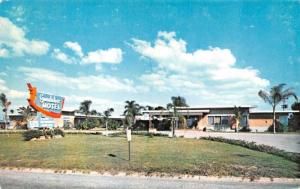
[132,121,148,131]
[76,118,101,130]
[63,122,73,130]
[131,131,169,137]
[23,128,65,141]
[45,129,55,138]
[267,122,288,133]
[202,137,300,163]
[156,119,171,131]
[23,130,43,141]
[107,119,120,130]
[53,128,65,137]
[179,116,187,129]
[239,127,251,132]
[107,132,125,137]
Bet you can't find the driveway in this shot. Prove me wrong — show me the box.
[0,170,299,189]
[174,130,300,153]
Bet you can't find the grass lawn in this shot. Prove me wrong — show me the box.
[0,134,298,178]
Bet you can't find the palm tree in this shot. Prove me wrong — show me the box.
[90,109,98,115]
[258,83,298,133]
[155,106,166,110]
[78,100,92,120]
[103,108,114,130]
[145,105,154,111]
[233,106,244,132]
[123,100,143,129]
[17,106,35,129]
[166,96,188,137]
[291,102,300,111]
[0,93,11,129]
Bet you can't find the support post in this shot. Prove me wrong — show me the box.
[128,141,131,161]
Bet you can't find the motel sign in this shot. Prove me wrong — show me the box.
[27,83,65,128]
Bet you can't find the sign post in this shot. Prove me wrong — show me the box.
[126,128,131,161]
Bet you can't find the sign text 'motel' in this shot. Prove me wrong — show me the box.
[27,83,64,118]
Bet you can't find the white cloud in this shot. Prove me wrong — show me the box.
[140,70,204,93]
[131,31,270,106]
[64,41,83,57]
[0,48,9,57]
[0,78,27,99]
[52,41,123,67]
[0,17,49,58]
[52,48,75,64]
[131,31,236,73]
[82,48,122,64]
[19,67,136,93]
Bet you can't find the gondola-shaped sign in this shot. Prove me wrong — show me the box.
[27,83,64,118]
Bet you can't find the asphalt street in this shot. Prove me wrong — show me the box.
[0,170,299,189]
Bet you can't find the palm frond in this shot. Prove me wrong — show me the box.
[258,90,272,104]
[282,91,298,101]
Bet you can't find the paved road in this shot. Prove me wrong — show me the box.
[173,131,300,153]
[0,170,299,189]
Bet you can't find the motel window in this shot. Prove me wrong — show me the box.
[221,116,229,125]
[214,116,221,125]
[208,116,214,125]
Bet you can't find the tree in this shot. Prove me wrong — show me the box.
[90,109,98,115]
[166,96,188,137]
[290,102,300,131]
[123,100,143,129]
[291,102,300,111]
[103,108,114,130]
[155,106,166,110]
[78,100,92,120]
[145,105,154,111]
[258,84,298,134]
[233,106,245,132]
[0,93,11,129]
[17,106,35,129]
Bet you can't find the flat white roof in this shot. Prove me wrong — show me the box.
[176,105,256,109]
[143,110,210,113]
[250,110,299,113]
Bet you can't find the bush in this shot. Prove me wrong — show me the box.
[76,118,101,130]
[156,119,171,131]
[63,122,73,130]
[107,119,120,130]
[53,128,65,137]
[239,127,251,132]
[23,130,43,141]
[202,136,300,163]
[45,129,55,138]
[131,131,169,137]
[267,122,288,133]
[179,116,187,129]
[132,121,148,131]
[23,128,65,141]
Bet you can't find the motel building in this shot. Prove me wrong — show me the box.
[2,105,300,132]
[141,106,300,132]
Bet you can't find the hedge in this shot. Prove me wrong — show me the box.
[201,136,300,163]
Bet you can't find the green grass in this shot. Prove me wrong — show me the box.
[0,134,298,178]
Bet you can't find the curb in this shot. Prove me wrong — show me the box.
[1,167,299,184]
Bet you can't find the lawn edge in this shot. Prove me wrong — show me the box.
[1,167,299,184]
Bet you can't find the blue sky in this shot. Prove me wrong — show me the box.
[0,0,299,115]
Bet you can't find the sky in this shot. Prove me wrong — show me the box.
[0,0,299,116]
